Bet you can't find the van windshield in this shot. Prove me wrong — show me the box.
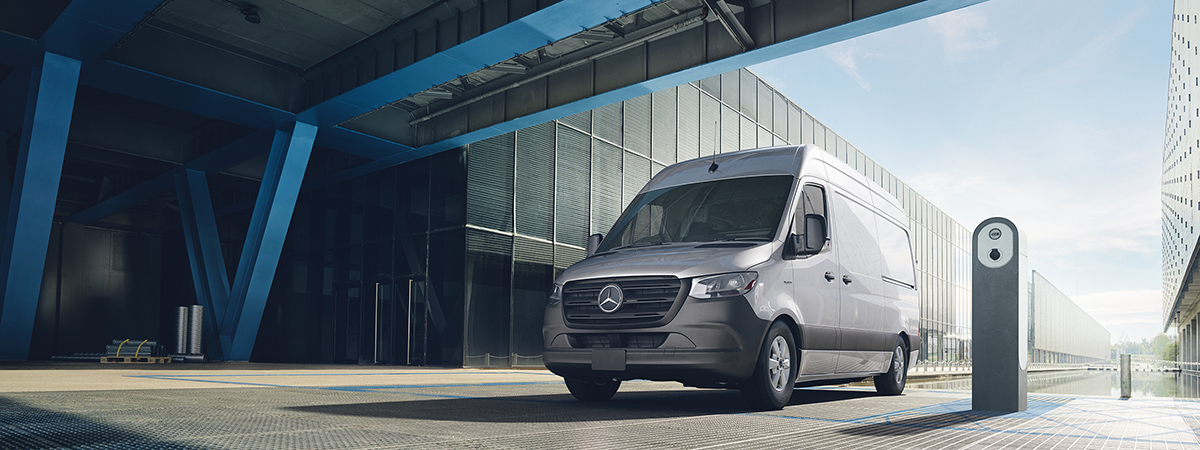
[598,175,793,252]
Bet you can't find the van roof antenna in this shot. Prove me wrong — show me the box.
[709,119,719,173]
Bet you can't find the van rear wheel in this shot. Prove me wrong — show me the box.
[564,378,621,402]
[874,338,908,395]
[741,321,797,410]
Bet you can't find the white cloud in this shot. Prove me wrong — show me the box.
[926,9,998,59]
[823,43,872,91]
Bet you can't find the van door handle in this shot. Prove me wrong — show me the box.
[824,271,835,282]
[842,275,852,285]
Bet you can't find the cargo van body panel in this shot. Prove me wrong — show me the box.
[544,145,920,396]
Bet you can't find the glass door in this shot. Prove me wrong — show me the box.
[361,275,428,365]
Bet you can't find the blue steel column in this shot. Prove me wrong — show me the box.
[0,134,9,240]
[222,122,316,360]
[173,169,231,361]
[0,53,80,360]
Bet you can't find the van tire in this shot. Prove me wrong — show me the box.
[741,321,797,410]
[564,378,621,402]
[874,338,908,395]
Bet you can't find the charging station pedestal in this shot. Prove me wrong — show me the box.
[972,217,1027,412]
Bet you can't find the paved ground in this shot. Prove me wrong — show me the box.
[1,362,1198,449]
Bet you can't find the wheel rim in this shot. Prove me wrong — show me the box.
[767,336,791,391]
[892,346,905,384]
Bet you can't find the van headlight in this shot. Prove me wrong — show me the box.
[689,272,758,299]
[548,283,563,305]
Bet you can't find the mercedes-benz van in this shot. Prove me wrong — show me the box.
[542,145,920,409]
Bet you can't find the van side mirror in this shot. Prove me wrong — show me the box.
[790,214,825,256]
[586,233,604,257]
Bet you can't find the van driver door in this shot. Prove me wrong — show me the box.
[791,183,841,375]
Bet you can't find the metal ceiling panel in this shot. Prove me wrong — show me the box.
[153,0,402,70]
[299,0,657,127]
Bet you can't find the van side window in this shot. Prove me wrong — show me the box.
[797,184,827,239]
[877,218,917,288]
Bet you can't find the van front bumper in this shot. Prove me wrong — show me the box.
[542,294,770,386]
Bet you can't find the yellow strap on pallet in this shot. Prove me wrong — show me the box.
[135,339,147,358]
[116,339,129,357]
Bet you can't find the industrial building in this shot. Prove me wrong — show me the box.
[3,0,1116,367]
[1030,271,1111,364]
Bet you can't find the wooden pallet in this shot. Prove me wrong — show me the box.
[101,355,171,364]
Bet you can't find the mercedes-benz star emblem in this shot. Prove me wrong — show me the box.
[597,284,624,313]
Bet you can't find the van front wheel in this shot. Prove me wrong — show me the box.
[874,338,908,395]
[741,322,797,410]
[564,378,621,402]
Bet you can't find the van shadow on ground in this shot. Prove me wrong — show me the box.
[286,387,883,423]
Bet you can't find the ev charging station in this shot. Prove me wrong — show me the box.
[972,217,1028,412]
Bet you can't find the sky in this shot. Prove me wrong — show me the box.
[750,0,1173,343]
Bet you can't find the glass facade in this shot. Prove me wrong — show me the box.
[252,68,975,366]
[1165,1,1200,369]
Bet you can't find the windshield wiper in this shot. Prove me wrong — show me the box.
[703,237,772,242]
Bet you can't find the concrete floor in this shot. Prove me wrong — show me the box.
[1,362,1198,449]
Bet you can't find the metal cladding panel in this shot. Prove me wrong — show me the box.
[739,70,756,119]
[468,227,513,256]
[505,77,547,122]
[700,74,720,98]
[758,81,774,131]
[593,102,622,147]
[555,124,590,248]
[561,111,590,133]
[590,138,622,236]
[515,122,555,240]
[548,64,593,109]
[514,236,553,265]
[788,104,801,144]
[802,112,815,146]
[773,92,788,138]
[699,94,718,157]
[740,116,755,150]
[624,95,651,157]
[622,152,650,211]
[721,71,739,111]
[466,133,515,232]
[677,83,700,162]
[651,88,677,165]
[721,105,739,153]
[554,243,586,270]
[758,126,772,150]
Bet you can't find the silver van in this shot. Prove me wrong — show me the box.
[542,145,920,409]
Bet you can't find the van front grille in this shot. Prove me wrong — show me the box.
[562,276,686,328]
[567,333,668,348]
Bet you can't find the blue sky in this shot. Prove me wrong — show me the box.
[750,0,1172,342]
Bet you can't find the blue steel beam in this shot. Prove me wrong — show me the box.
[315,126,415,161]
[297,0,656,127]
[0,53,80,361]
[69,127,278,224]
[221,122,317,361]
[81,61,294,131]
[173,169,231,362]
[307,0,989,189]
